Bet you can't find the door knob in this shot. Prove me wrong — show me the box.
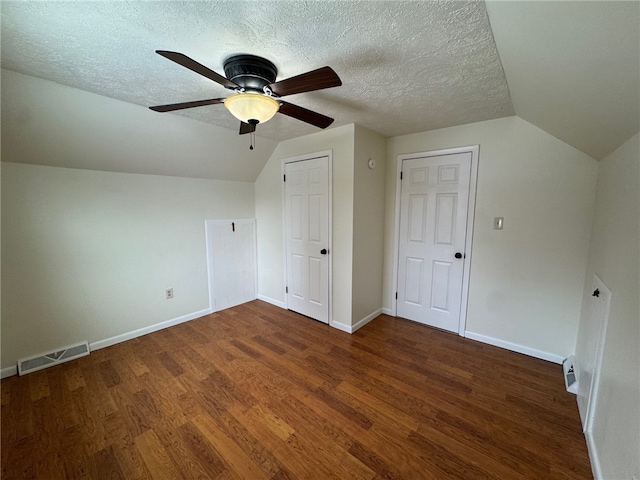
[320,249,328,255]
[455,252,463,259]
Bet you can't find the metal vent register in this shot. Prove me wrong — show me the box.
[18,341,90,375]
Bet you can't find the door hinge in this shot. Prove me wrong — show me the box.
[286,286,288,294]
[395,292,398,300]
[400,171,403,180]
[283,174,286,182]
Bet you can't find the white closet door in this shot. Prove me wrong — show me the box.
[397,152,471,333]
[284,156,330,324]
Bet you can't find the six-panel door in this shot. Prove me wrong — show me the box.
[397,152,472,333]
[285,156,330,324]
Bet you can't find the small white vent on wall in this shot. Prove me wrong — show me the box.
[18,341,90,375]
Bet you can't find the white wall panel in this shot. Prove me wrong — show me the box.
[1,163,254,369]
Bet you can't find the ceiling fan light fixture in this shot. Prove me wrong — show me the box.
[224,93,280,124]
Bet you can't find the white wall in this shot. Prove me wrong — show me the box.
[352,125,387,325]
[575,133,639,479]
[1,69,277,182]
[1,163,254,370]
[255,124,355,326]
[384,116,599,360]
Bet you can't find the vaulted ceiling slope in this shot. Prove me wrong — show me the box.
[1,1,638,163]
[486,1,639,160]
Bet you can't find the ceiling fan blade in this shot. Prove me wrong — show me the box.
[156,50,239,89]
[268,66,342,97]
[239,122,256,135]
[149,98,226,113]
[278,101,334,129]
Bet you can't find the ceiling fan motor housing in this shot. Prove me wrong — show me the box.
[223,54,278,93]
[151,50,340,132]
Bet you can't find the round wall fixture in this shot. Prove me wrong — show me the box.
[368,158,376,169]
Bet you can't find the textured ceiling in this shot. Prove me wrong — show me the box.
[0,0,514,142]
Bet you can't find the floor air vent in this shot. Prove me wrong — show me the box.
[18,341,90,375]
[562,355,578,394]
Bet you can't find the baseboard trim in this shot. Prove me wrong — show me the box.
[464,331,564,364]
[331,309,382,334]
[585,430,603,479]
[1,366,18,379]
[256,294,285,309]
[330,320,351,333]
[90,308,212,351]
[382,307,393,316]
[352,308,382,333]
[1,307,214,380]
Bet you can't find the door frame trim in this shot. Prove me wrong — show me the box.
[281,150,333,326]
[391,145,479,336]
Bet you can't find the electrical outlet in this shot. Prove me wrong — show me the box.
[165,288,174,299]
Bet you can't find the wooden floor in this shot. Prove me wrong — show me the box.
[2,300,592,479]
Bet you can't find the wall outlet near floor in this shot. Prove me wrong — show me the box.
[165,288,174,299]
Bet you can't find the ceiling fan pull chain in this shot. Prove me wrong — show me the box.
[250,131,255,150]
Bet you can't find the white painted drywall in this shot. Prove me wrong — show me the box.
[1,69,277,181]
[255,124,355,326]
[352,125,386,324]
[575,133,639,479]
[1,163,255,369]
[384,116,599,359]
[485,1,640,160]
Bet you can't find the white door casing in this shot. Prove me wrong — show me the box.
[283,154,331,324]
[394,147,478,334]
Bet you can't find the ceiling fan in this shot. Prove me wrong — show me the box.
[149,51,342,148]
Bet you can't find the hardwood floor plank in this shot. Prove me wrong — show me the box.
[1,301,592,479]
[157,352,185,377]
[69,388,110,454]
[270,394,355,451]
[427,409,550,477]
[64,365,88,392]
[263,399,376,480]
[134,429,182,480]
[110,385,152,437]
[406,429,508,480]
[219,402,292,478]
[61,426,92,479]
[28,370,51,402]
[353,423,440,480]
[177,421,227,478]
[288,386,370,440]
[90,445,126,480]
[98,360,121,388]
[191,413,270,480]
[348,440,405,480]
[245,403,295,441]
[336,380,420,431]
[111,433,154,480]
